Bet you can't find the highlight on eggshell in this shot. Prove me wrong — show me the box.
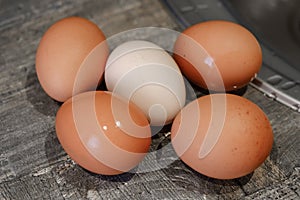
[173,20,262,92]
[35,16,109,102]
[105,40,187,126]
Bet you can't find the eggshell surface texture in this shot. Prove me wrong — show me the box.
[173,20,262,91]
[105,40,186,126]
[36,17,108,102]
[171,94,273,179]
[55,91,151,175]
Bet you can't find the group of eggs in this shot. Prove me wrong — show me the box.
[36,17,273,179]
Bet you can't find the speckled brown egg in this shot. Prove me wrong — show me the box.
[55,91,151,175]
[171,94,273,179]
[173,20,262,91]
[36,17,108,102]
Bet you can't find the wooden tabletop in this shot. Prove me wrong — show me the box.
[1,0,299,199]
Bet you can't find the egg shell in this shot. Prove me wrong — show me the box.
[55,91,151,175]
[173,20,262,91]
[105,40,186,126]
[171,94,273,179]
[36,17,108,102]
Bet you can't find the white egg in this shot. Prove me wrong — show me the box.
[105,40,186,126]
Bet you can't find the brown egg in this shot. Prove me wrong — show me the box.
[173,20,262,91]
[55,91,151,175]
[36,17,108,102]
[171,94,273,179]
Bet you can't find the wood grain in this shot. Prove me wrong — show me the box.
[0,0,299,199]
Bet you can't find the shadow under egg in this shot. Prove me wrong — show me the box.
[25,68,61,117]
[162,158,253,195]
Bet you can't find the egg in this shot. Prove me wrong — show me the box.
[171,94,273,179]
[105,40,186,126]
[55,91,151,175]
[36,17,108,102]
[173,20,262,91]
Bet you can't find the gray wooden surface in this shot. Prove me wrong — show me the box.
[0,0,299,199]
